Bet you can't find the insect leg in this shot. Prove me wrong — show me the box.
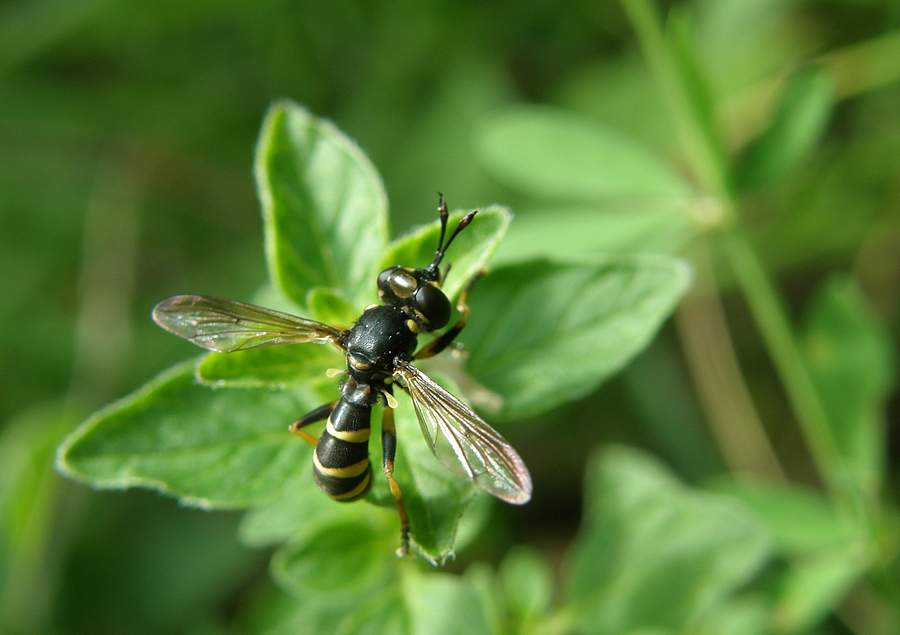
[381,403,410,557]
[414,269,484,359]
[289,401,337,447]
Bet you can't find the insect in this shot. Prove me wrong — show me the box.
[151,196,532,556]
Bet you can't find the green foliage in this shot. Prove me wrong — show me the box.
[464,257,691,418]
[5,1,900,634]
[244,447,775,635]
[56,102,691,570]
[476,104,691,201]
[57,362,318,509]
[567,447,770,634]
[801,275,896,492]
[256,102,390,309]
[468,2,900,633]
[737,68,835,191]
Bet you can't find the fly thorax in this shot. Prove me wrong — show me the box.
[344,305,417,383]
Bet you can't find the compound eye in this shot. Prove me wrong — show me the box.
[388,270,417,299]
[414,283,451,330]
[377,267,397,290]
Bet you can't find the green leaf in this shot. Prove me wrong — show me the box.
[307,287,360,328]
[499,547,553,622]
[378,206,511,302]
[703,596,770,635]
[256,555,407,635]
[707,476,858,555]
[196,344,343,389]
[491,205,698,264]
[566,446,770,634]
[476,104,691,201]
[261,501,498,632]
[385,399,478,564]
[406,572,495,635]
[463,256,692,418]
[334,592,409,635]
[239,471,355,548]
[772,550,866,634]
[259,564,497,635]
[256,100,390,308]
[243,588,352,635]
[239,466,414,557]
[56,362,317,508]
[1,404,77,631]
[800,275,896,493]
[665,5,733,193]
[271,520,395,603]
[737,67,834,190]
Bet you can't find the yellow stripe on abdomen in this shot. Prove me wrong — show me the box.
[326,416,371,443]
[313,453,370,478]
[328,471,372,500]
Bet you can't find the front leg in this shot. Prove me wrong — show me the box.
[414,269,484,359]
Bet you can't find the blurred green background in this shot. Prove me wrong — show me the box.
[2,0,900,634]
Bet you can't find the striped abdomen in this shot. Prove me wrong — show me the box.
[313,395,372,502]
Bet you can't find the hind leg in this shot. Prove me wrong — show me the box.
[289,401,337,446]
[380,403,410,557]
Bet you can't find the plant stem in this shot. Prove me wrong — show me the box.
[818,28,900,100]
[719,228,842,489]
[618,0,731,199]
[621,0,843,491]
[675,240,786,479]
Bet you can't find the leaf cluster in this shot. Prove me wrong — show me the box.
[54,102,691,614]
[4,0,900,633]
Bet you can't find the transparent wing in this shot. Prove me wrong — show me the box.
[393,360,532,504]
[152,295,343,353]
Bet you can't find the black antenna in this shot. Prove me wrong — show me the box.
[430,194,476,271]
[435,193,449,259]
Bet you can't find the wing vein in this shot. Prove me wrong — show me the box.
[394,361,532,504]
